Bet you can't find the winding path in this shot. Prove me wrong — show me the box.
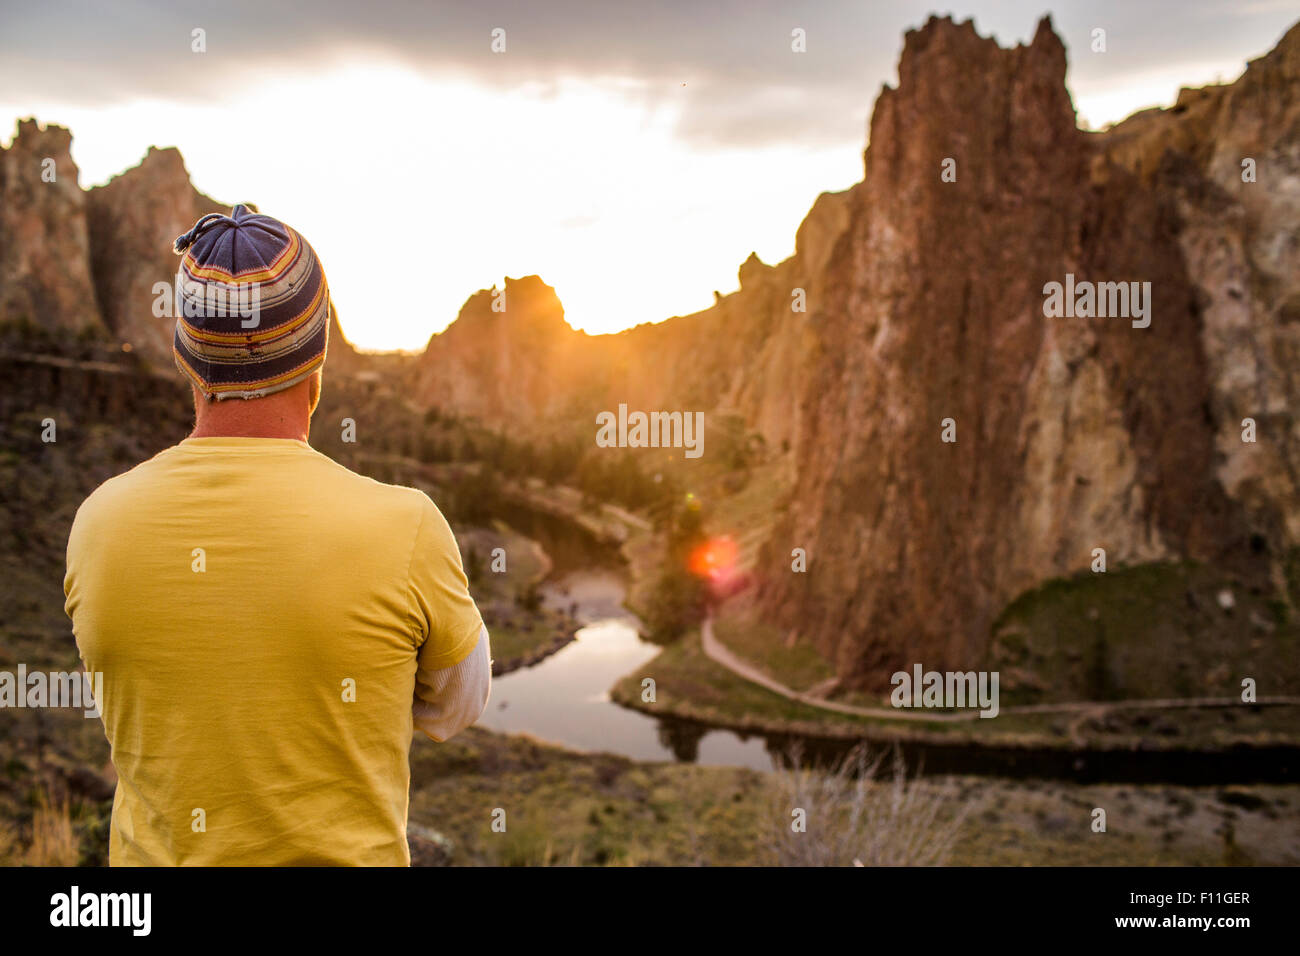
[699,617,1300,723]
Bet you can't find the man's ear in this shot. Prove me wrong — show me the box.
[308,370,323,416]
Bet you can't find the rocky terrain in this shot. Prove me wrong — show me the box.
[0,121,101,337]
[3,15,1298,697]
[758,16,1298,687]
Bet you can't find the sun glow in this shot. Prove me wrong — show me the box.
[1,60,861,351]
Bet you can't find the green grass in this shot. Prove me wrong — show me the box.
[407,727,770,866]
[609,630,943,737]
[484,610,572,667]
[4,706,1295,866]
[404,728,1300,866]
[614,548,1300,751]
[989,560,1300,705]
[711,606,837,693]
[607,626,1300,750]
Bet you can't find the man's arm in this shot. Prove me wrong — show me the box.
[413,623,492,742]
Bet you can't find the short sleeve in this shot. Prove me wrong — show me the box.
[407,494,483,668]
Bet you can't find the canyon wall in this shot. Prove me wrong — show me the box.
[413,184,854,456]
[0,119,102,334]
[759,17,1268,685]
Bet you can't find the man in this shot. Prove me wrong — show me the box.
[63,205,490,866]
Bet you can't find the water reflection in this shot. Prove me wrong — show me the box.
[475,569,776,771]
[656,719,707,762]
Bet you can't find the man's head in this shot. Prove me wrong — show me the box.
[172,204,330,434]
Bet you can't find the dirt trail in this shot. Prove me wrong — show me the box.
[700,617,1300,723]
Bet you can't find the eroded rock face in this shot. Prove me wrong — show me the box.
[411,187,855,457]
[1100,21,1300,546]
[756,15,1285,688]
[85,146,226,361]
[0,128,364,372]
[0,119,102,333]
[414,274,602,424]
[0,126,227,361]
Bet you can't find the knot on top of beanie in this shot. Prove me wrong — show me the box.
[172,204,258,255]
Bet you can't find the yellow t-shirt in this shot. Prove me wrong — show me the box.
[63,437,483,866]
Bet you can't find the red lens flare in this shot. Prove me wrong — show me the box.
[688,536,738,579]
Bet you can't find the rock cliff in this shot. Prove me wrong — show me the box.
[84,145,226,358]
[0,120,102,334]
[410,18,1300,687]
[758,16,1300,686]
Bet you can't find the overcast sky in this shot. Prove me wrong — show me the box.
[3,1,1297,348]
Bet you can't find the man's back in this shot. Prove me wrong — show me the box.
[64,436,483,865]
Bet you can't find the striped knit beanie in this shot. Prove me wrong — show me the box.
[172,204,329,400]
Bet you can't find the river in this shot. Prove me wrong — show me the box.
[474,568,779,770]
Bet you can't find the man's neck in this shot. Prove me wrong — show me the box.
[189,419,309,441]
[191,387,312,442]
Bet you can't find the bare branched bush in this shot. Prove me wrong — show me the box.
[766,744,969,866]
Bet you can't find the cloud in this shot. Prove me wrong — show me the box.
[2,0,1296,151]
[3,0,892,150]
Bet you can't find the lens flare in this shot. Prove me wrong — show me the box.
[688,536,738,580]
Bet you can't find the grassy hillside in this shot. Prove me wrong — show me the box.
[989,560,1299,705]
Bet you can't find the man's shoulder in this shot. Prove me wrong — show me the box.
[71,441,438,532]
[73,445,181,524]
[307,450,434,514]
[296,450,450,543]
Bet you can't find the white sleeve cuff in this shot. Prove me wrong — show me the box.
[413,624,492,742]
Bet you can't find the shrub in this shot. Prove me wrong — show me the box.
[766,744,969,867]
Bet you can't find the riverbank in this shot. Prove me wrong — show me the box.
[5,703,1295,866]
[607,625,1300,782]
[455,518,583,676]
[466,484,1300,778]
